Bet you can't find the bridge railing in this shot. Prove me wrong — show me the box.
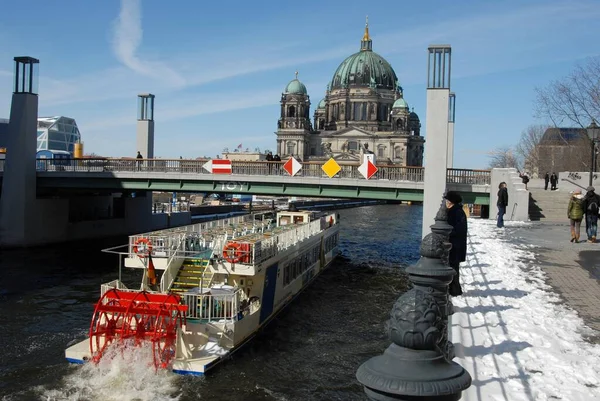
[24,158,490,185]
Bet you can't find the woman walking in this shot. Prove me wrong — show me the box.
[568,189,585,242]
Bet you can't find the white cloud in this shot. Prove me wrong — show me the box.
[111,0,185,87]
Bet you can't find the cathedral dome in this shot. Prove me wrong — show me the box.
[393,98,409,109]
[284,73,307,95]
[317,98,326,109]
[329,22,397,90]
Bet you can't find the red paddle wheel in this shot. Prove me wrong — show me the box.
[89,289,187,369]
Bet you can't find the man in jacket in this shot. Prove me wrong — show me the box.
[582,186,600,243]
[497,182,508,228]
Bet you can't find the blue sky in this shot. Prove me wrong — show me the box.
[0,0,598,168]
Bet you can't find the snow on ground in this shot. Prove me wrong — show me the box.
[451,219,600,401]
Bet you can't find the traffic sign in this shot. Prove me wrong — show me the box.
[283,157,302,176]
[358,159,378,180]
[202,159,232,174]
[322,158,341,178]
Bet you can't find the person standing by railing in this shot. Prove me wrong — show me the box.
[266,152,274,174]
[445,191,468,297]
[136,151,143,171]
[497,182,508,228]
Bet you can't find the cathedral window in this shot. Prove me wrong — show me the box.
[287,142,296,155]
[378,146,385,158]
[288,106,296,118]
[348,141,358,151]
[353,103,360,121]
[361,103,367,121]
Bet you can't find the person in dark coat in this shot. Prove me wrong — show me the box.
[265,152,274,174]
[497,182,508,228]
[445,191,468,297]
[550,172,558,190]
[582,186,600,243]
[544,172,550,191]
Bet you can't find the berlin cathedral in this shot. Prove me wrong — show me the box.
[275,20,424,166]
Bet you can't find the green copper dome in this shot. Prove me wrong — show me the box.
[317,98,326,109]
[393,98,408,109]
[330,21,398,90]
[284,78,307,95]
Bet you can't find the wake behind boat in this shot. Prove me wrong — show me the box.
[65,210,340,375]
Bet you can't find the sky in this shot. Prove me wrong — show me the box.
[0,0,598,169]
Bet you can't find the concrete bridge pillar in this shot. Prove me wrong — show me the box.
[136,93,155,159]
[422,45,452,238]
[0,57,40,246]
[135,93,155,218]
[447,92,456,168]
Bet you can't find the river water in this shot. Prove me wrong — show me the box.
[0,204,422,401]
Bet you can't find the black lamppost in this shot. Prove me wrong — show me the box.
[588,120,600,187]
[356,199,471,400]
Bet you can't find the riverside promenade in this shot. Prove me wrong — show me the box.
[451,219,600,400]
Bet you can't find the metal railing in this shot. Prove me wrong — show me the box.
[160,236,187,293]
[183,288,243,322]
[27,158,491,185]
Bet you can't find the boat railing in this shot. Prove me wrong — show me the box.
[100,279,129,297]
[160,236,187,292]
[182,288,243,322]
[127,214,269,260]
[251,215,330,265]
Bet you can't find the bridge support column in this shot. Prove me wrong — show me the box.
[447,93,456,168]
[356,199,472,399]
[136,93,155,159]
[0,57,40,246]
[422,45,452,238]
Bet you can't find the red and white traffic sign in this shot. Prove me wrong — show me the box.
[202,159,232,174]
[283,157,302,176]
[358,159,378,180]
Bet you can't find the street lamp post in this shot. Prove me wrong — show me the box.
[588,120,600,187]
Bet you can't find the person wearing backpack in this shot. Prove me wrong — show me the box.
[583,186,600,243]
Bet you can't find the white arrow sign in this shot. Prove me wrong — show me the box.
[202,159,232,174]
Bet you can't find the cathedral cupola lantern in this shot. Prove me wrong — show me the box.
[360,16,372,51]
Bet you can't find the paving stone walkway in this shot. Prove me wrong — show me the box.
[503,221,600,342]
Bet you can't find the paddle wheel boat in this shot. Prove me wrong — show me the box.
[65,210,340,375]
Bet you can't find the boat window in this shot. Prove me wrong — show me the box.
[293,216,304,224]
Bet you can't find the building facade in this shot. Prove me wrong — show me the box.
[36,116,81,155]
[275,21,424,165]
[537,128,595,174]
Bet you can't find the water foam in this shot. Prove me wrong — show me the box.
[39,340,182,401]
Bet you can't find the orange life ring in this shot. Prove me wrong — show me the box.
[133,238,153,257]
[223,242,243,263]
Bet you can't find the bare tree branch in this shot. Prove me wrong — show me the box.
[534,56,600,128]
[487,147,520,169]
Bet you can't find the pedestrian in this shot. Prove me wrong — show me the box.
[544,172,550,191]
[582,186,600,243]
[273,154,281,174]
[568,189,585,242]
[266,152,274,174]
[444,191,468,297]
[550,172,558,190]
[497,181,508,228]
[136,151,143,171]
[521,172,530,190]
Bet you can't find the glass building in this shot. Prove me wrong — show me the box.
[37,116,81,155]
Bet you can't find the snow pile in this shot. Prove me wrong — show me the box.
[452,219,600,401]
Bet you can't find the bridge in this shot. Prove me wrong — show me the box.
[0,159,491,204]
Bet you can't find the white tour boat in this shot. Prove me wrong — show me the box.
[65,210,340,375]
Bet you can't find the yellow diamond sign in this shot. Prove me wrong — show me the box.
[322,158,341,178]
